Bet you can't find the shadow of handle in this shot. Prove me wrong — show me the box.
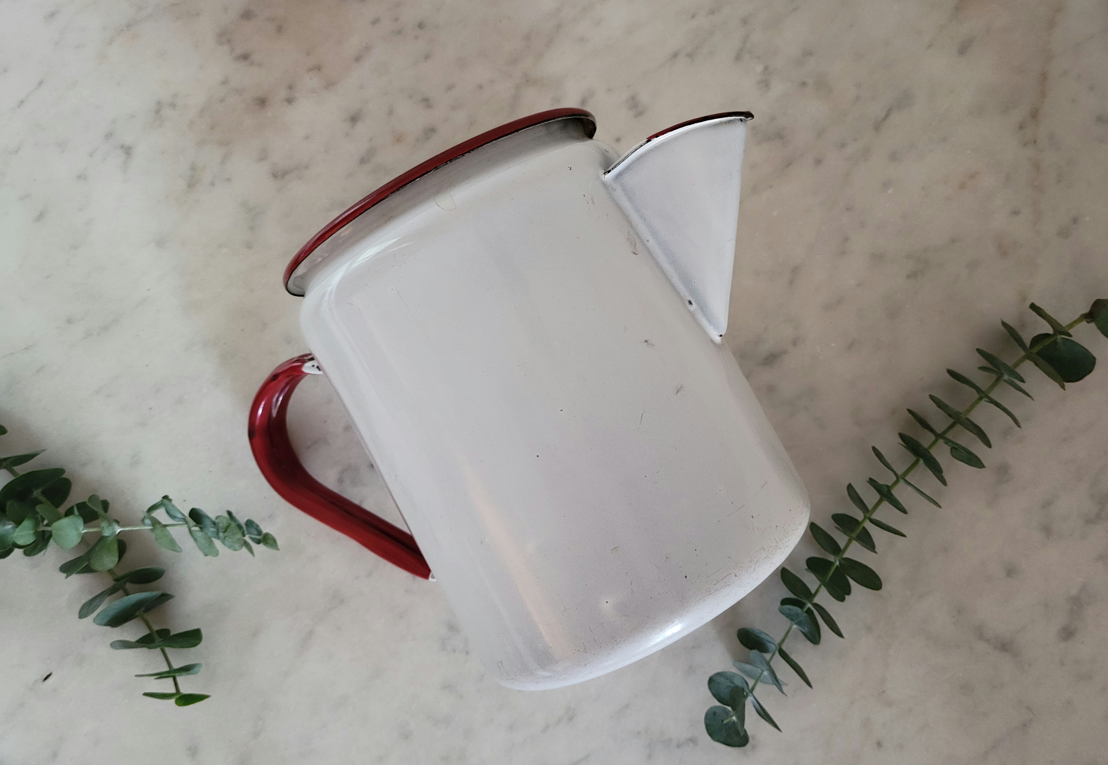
[248,353,432,579]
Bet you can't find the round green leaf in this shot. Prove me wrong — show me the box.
[779,599,821,645]
[162,629,203,649]
[89,536,120,571]
[1030,334,1096,383]
[135,662,201,679]
[749,694,781,732]
[808,522,841,556]
[260,532,279,551]
[22,530,50,556]
[806,557,851,601]
[174,693,211,707]
[0,519,15,551]
[93,591,173,628]
[40,477,71,509]
[0,468,65,506]
[748,650,786,694]
[79,584,122,619]
[705,706,749,747]
[708,671,750,706]
[114,566,166,585]
[810,601,844,638]
[840,558,883,590]
[777,647,812,689]
[736,627,777,653]
[148,516,182,553]
[780,568,814,601]
[188,526,219,557]
[1089,298,1108,338]
[12,516,38,547]
[51,515,86,549]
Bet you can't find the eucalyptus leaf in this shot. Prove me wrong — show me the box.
[244,519,264,543]
[809,522,841,556]
[174,693,210,707]
[1028,303,1071,336]
[0,450,44,470]
[898,433,946,486]
[1089,298,1108,338]
[157,496,186,523]
[94,592,173,628]
[806,557,851,601]
[840,558,882,590]
[225,511,246,536]
[901,476,941,507]
[188,526,219,557]
[88,536,120,571]
[260,533,279,551]
[928,395,992,447]
[79,585,122,619]
[161,629,203,649]
[59,550,93,577]
[810,602,844,638]
[1025,349,1066,389]
[777,647,812,689]
[1030,333,1096,383]
[907,408,939,437]
[866,478,909,514]
[976,348,1025,383]
[12,516,38,546]
[871,446,898,479]
[846,483,870,515]
[709,671,750,707]
[736,627,777,654]
[705,705,749,747]
[831,514,876,552]
[114,566,166,585]
[134,662,201,679]
[732,661,764,683]
[113,639,160,650]
[189,508,218,538]
[780,568,814,601]
[749,694,781,732]
[0,468,65,506]
[991,374,1033,399]
[40,477,71,508]
[779,599,820,645]
[6,499,34,524]
[1001,320,1029,351]
[142,692,180,700]
[50,515,85,549]
[867,516,907,537]
[0,519,15,551]
[748,651,786,693]
[148,515,182,553]
[22,530,50,556]
[949,442,985,469]
[218,521,246,552]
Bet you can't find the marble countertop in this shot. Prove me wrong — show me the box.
[2,0,1106,762]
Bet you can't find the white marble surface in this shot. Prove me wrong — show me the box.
[2,0,1107,762]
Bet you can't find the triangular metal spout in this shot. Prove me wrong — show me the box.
[602,112,751,342]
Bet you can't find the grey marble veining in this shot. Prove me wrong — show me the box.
[1,0,1106,762]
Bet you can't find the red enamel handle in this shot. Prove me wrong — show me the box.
[248,354,431,579]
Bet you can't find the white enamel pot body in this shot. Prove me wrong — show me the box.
[259,111,810,690]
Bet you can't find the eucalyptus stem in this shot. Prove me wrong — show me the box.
[707,300,1108,748]
[0,432,279,706]
[745,316,1083,698]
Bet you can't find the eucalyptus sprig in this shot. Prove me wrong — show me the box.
[0,440,278,706]
[705,299,1108,748]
